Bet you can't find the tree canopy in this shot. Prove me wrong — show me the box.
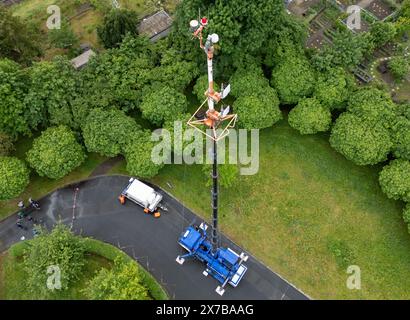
[26,126,86,179]
[83,257,149,300]
[271,54,316,105]
[82,108,141,157]
[24,57,79,129]
[330,112,393,166]
[123,131,164,179]
[97,9,139,48]
[288,98,332,135]
[0,6,42,65]
[23,224,86,298]
[0,59,31,137]
[313,31,369,71]
[0,156,29,200]
[314,67,355,110]
[140,86,188,126]
[379,159,410,202]
[388,56,409,80]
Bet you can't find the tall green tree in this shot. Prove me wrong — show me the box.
[24,57,78,129]
[0,6,42,64]
[313,31,368,71]
[379,159,410,202]
[0,59,31,137]
[288,98,332,135]
[97,9,139,48]
[82,108,141,157]
[314,67,355,110]
[369,22,397,48]
[23,224,86,298]
[123,130,164,179]
[140,86,188,126]
[330,113,393,166]
[388,56,409,80]
[26,126,86,179]
[0,156,29,200]
[271,54,316,105]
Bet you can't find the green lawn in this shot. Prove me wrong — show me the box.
[0,135,107,221]
[140,119,410,300]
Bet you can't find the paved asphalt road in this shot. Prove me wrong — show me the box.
[0,175,309,300]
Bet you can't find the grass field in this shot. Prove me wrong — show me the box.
[127,119,410,300]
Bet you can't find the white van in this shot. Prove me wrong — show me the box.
[119,178,163,215]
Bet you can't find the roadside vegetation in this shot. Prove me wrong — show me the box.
[0,224,168,300]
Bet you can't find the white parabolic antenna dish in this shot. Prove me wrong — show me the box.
[211,33,219,43]
[190,20,199,28]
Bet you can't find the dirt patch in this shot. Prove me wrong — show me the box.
[365,0,394,20]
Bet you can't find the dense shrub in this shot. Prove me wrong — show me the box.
[140,86,188,126]
[233,89,282,129]
[23,224,86,298]
[26,126,86,179]
[288,98,331,135]
[330,113,393,166]
[97,9,139,48]
[123,131,164,179]
[0,156,30,200]
[388,56,409,80]
[379,159,410,202]
[271,54,316,105]
[82,108,140,157]
[83,257,149,300]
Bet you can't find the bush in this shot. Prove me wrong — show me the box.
[233,88,282,129]
[314,67,354,110]
[0,156,30,200]
[330,113,393,166]
[346,87,396,127]
[139,86,188,126]
[0,133,14,156]
[97,9,139,48]
[123,131,164,179]
[388,56,409,80]
[26,126,86,179]
[230,68,270,98]
[392,116,410,160]
[23,224,86,298]
[82,108,140,157]
[193,75,220,102]
[288,98,332,135]
[379,159,410,202]
[83,257,149,300]
[271,54,316,105]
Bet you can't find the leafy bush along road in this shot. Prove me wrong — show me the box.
[0,234,167,300]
